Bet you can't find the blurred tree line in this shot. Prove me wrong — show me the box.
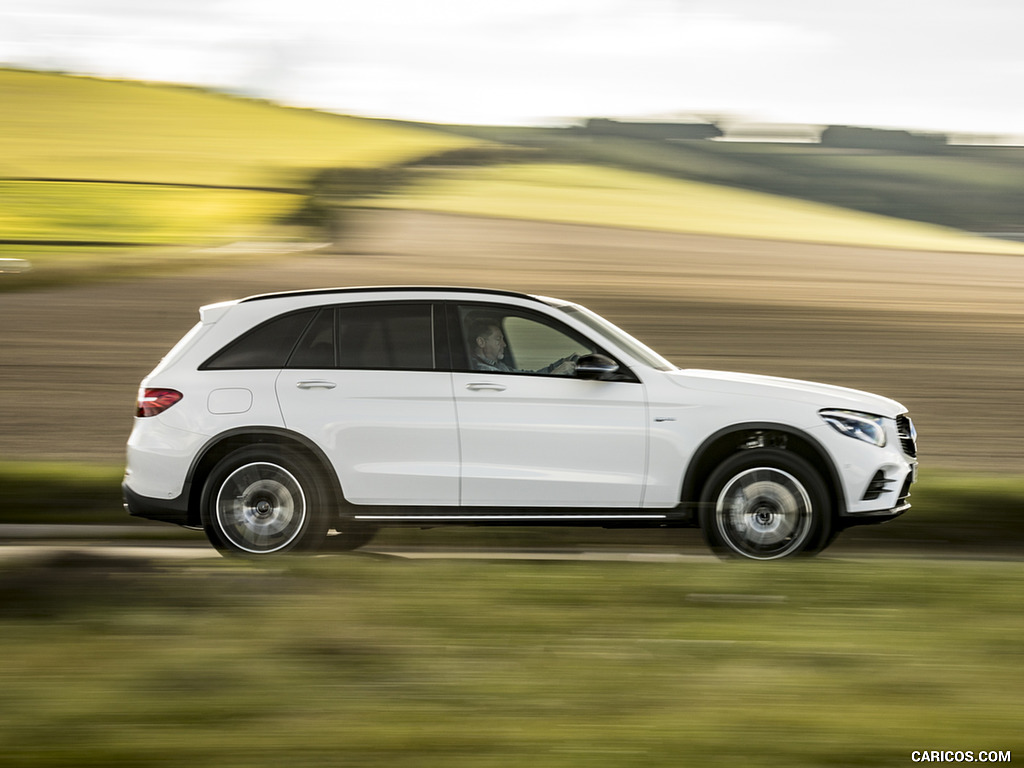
[283,145,541,242]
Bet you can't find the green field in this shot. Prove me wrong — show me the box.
[0,553,1020,767]
[0,180,298,244]
[365,163,1024,254]
[0,69,470,187]
[0,68,477,285]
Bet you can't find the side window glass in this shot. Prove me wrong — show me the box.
[337,303,434,370]
[202,309,316,370]
[460,306,594,375]
[503,316,590,372]
[286,308,335,369]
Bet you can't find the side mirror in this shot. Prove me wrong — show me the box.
[575,353,620,380]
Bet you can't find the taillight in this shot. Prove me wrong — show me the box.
[136,388,183,417]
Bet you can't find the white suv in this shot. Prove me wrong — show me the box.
[124,287,917,560]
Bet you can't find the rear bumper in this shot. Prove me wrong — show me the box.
[122,481,191,527]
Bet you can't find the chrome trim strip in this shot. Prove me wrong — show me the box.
[354,514,668,521]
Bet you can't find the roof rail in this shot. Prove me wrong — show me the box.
[239,285,543,304]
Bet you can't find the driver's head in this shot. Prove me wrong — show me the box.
[470,318,506,362]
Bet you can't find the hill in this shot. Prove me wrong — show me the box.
[3,68,1023,291]
[429,122,1024,239]
[0,68,470,188]
[0,68,477,285]
[363,162,1024,254]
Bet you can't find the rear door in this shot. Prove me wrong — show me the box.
[275,302,460,505]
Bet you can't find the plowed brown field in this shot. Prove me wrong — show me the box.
[2,210,1022,472]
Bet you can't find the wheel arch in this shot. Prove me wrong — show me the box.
[184,427,343,527]
[681,422,846,520]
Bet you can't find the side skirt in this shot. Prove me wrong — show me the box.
[352,507,691,528]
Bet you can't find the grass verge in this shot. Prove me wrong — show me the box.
[0,553,1020,766]
[0,462,126,525]
[2,462,1022,555]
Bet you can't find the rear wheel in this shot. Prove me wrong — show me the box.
[699,449,831,560]
[201,446,331,557]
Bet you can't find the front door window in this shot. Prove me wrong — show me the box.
[459,306,594,376]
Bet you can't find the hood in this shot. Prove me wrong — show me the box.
[670,369,906,417]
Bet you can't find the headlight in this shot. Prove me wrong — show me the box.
[819,409,887,447]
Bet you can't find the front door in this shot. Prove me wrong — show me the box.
[452,304,648,508]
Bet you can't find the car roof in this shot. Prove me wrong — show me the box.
[238,286,545,305]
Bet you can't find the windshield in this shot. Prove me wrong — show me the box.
[551,302,676,372]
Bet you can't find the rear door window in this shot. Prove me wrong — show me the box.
[336,303,434,370]
[286,308,336,369]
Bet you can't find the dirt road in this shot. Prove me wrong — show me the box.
[2,209,1022,471]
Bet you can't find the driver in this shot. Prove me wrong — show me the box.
[468,318,577,375]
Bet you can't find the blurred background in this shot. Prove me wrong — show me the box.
[1,2,1023,765]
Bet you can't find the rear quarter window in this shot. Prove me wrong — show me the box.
[201,309,317,370]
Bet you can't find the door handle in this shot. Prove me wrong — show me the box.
[297,380,337,390]
[466,382,507,392]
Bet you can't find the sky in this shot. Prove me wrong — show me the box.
[3,0,1024,136]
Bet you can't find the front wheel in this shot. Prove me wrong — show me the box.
[201,446,331,557]
[699,450,832,560]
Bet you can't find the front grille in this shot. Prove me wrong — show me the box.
[896,414,917,458]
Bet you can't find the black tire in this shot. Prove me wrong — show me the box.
[699,449,832,561]
[200,446,331,557]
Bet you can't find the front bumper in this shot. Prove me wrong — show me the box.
[809,418,917,520]
[839,498,912,528]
